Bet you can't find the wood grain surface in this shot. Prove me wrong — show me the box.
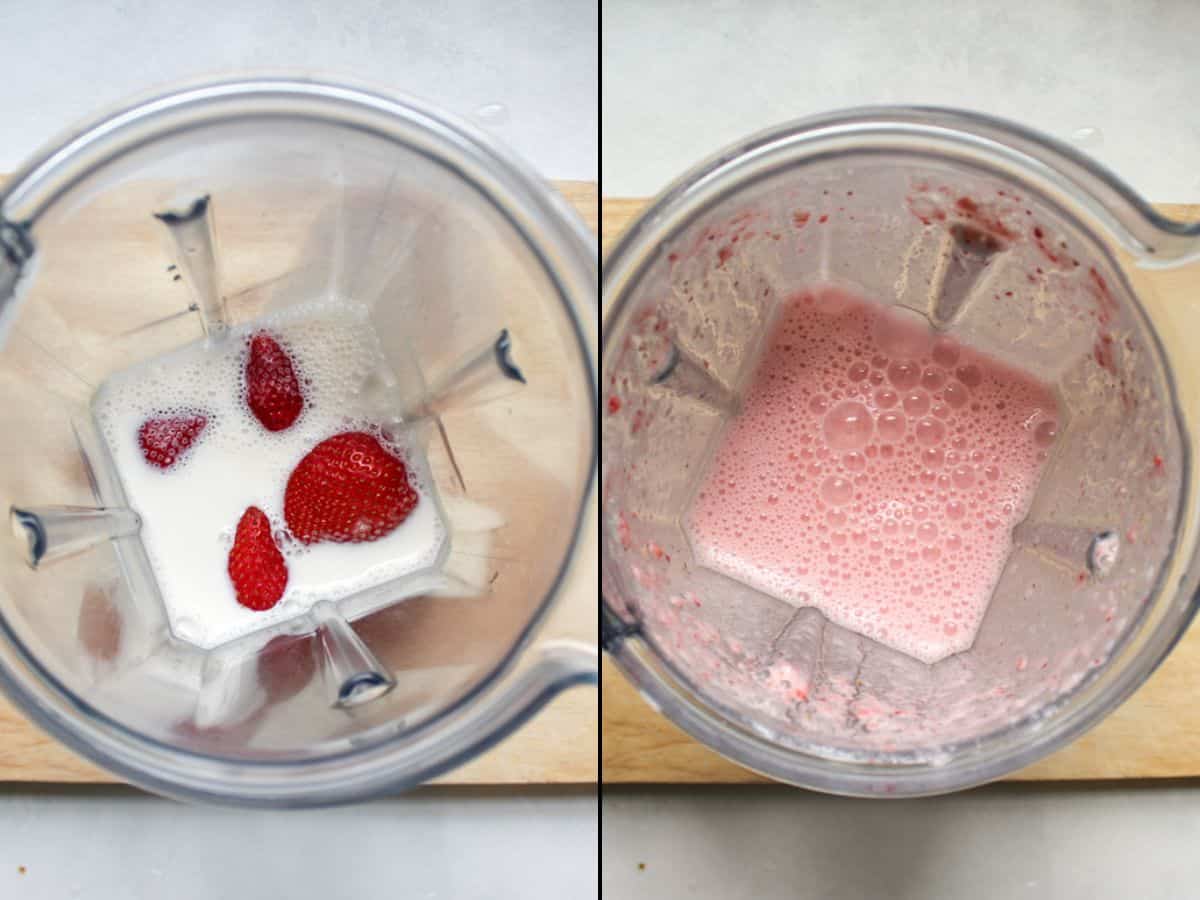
[602,196,1200,783]
[0,179,597,785]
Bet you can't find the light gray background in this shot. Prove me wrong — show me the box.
[604,0,1200,202]
[603,1,1200,898]
[604,784,1200,900]
[1,0,597,182]
[0,2,596,899]
[0,786,597,899]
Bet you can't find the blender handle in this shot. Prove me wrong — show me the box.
[463,640,597,744]
[600,603,640,652]
[0,219,33,308]
[516,641,599,694]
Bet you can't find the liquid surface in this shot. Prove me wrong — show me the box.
[93,299,446,649]
[685,287,1059,663]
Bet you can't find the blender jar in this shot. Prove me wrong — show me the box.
[602,108,1200,795]
[0,77,597,806]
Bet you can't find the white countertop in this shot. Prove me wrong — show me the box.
[603,0,1200,204]
[603,1,1200,898]
[603,783,1200,900]
[0,0,597,183]
[0,786,597,899]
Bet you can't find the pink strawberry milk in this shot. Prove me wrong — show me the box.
[685,286,1060,664]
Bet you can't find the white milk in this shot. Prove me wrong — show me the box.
[92,298,446,649]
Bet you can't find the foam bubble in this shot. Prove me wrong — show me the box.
[887,361,921,390]
[902,390,931,417]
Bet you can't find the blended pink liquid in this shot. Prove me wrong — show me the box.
[685,287,1059,663]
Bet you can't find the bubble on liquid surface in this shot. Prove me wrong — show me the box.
[875,388,898,409]
[887,361,920,390]
[943,381,969,408]
[821,476,855,506]
[921,367,946,391]
[915,417,946,446]
[903,390,931,417]
[1034,419,1058,447]
[824,401,873,450]
[955,364,983,388]
[931,337,960,367]
[844,452,866,472]
[877,410,907,442]
[873,307,933,358]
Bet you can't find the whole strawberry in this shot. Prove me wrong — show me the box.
[284,431,419,544]
[227,506,288,611]
[245,332,303,432]
[138,413,208,469]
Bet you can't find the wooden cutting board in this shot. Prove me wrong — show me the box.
[602,196,1200,783]
[0,180,597,785]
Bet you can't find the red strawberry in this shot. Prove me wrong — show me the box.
[227,506,288,611]
[245,331,303,431]
[138,413,208,469]
[257,633,317,702]
[284,431,419,544]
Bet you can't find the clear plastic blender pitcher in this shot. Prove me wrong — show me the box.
[602,108,1200,795]
[0,78,597,805]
